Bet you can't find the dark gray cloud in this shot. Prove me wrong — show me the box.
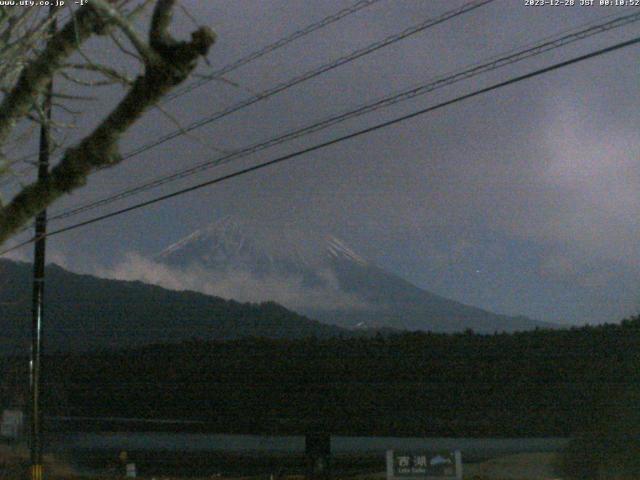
[3,0,640,325]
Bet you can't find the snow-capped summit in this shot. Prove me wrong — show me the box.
[158,216,282,274]
[155,215,555,333]
[158,215,367,277]
[326,235,367,265]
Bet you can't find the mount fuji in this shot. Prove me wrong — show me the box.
[155,216,554,333]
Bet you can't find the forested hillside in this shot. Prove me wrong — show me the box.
[4,317,636,438]
[0,259,347,354]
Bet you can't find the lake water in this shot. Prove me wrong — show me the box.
[50,432,568,456]
[44,432,568,476]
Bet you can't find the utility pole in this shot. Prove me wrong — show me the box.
[30,7,55,480]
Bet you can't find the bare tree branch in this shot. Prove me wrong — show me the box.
[91,0,159,65]
[0,6,107,149]
[59,70,124,87]
[0,1,215,245]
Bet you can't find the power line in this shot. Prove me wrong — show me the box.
[163,0,383,103]
[0,0,383,187]
[46,10,640,223]
[2,34,638,257]
[119,0,495,160]
[32,0,500,222]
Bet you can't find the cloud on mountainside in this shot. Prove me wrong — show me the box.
[97,252,371,312]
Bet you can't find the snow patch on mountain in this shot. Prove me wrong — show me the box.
[157,216,365,275]
[100,215,552,333]
[108,216,373,315]
[326,235,367,265]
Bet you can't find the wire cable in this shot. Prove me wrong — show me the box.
[162,0,384,104]
[11,0,497,220]
[0,0,383,187]
[119,0,495,160]
[2,34,638,257]
[46,10,640,223]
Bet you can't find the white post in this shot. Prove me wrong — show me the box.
[386,450,394,480]
[126,463,136,478]
[454,450,462,480]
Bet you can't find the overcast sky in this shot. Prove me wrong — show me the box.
[3,0,640,325]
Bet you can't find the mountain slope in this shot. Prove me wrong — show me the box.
[0,259,348,354]
[157,216,556,333]
[313,257,549,332]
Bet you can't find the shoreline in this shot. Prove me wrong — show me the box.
[2,438,565,479]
